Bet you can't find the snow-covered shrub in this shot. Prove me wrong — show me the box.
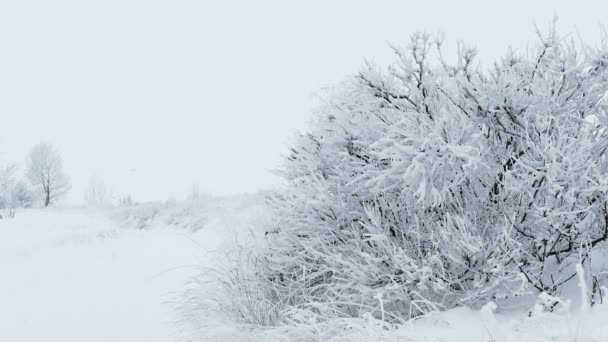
[84,174,107,206]
[259,28,608,321]
[0,164,17,209]
[182,247,286,327]
[0,164,34,210]
[11,181,34,208]
[115,194,135,207]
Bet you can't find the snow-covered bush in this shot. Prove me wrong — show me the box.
[84,174,107,206]
[0,164,17,209]
[11,181,34,208]
[258,28,608,321]
[26,143,71,207]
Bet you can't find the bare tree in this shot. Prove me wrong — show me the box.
[26,143,71,207]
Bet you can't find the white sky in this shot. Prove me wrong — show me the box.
[0,0,606,203]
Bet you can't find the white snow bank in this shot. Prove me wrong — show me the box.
[181,299,608,342]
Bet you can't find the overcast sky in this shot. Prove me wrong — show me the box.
[0,0,606,203]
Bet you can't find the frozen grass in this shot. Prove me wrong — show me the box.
[180,289,608,342]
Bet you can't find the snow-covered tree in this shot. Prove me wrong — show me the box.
[26,143,71,207]
[118,194,134,207]
[84,174,106,206]
[258,27,608,321]
[188,183,201,201]
[0,163,17,209]
[11,180,34,208]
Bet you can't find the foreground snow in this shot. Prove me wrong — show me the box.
[1,197,608,342]
[188,304,608,342]
[0,194,266,342]
[0,208,202,341]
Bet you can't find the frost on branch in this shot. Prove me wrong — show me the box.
[259,28,608,321]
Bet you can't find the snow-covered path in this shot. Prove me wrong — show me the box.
[0,209,213,342]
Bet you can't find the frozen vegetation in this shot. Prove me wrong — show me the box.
[181,27,608,341]
[1,195,608,342]
[5,25,608,342]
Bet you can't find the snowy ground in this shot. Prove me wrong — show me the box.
[2,197,608,342]
[0,195,266,342]
[0,208,202,341]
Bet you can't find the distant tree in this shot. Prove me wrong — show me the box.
[0,163,17,209]
[118,194,134,207]
[11,180,34,208]
[84,174,106,206]
[187,183,202,201]
[26,143,71,207]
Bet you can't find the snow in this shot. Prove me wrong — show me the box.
[179,303,608,342]
[0,206,217,342]
[2,198,608,342]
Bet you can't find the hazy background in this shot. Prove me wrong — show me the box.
[0,0,605,203]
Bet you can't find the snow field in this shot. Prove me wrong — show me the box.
[0,207,216,342]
